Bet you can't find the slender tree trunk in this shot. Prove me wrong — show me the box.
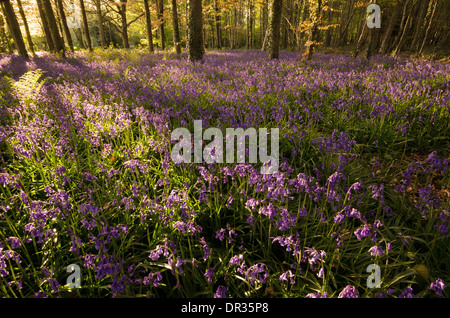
[118,0,129,48]
[337,0,355,47]
[379,1,401,55]
[266,0,282,59]
[56,0,74,52]
[0,14,13,53]
[419,0,438,55]
[394,0,416,56]
[79,0,92,51]
[157,0,165,50]
[94,0,106,48]
[143,0,154,53]
[213,0,221,49]
[305,0,322,60]
[410,0,430,53]
[171,0,181,54]
[187,0,204,61]
[16,0,35,54]
[36,0,55,52]
[42,0,64,55]
[1,0,28,58]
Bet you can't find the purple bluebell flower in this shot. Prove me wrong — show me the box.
[399,286,414,298]
[338,285,358,298]
[429,278,445,297]
[214,285,227,298]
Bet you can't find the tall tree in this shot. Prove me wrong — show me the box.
[94,0,107,48]
[157,0,165,49]
[56,0,74,52]
[410,0,429,53]
[418,0,438,55]
[171,0,181,54]
[213,0,221,49]
[304,0,322,60]
[79,0,92,51]
[266,0,282,59]
[1,0,28,58]
[41,0,65,55]
[0,14,13,54]
[143,0,154,53]
[36,0,55,51]
[187,0,204,61]
[16,0,35,54]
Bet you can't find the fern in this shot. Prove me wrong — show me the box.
[6,69,46,101]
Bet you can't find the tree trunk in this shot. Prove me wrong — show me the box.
[143,0,154,53]
[79,0,92,51]
[1,0,28,58]
[379,1,401,55]
[213,0,221,49]
[94,0,106,48]
[393,0,416,56]
[36,0,55,52]
[410,0,430,53]
[16,0,35,54]
[56,0,74,52]
[305,0,321,60]
[171,0,181,54]
[266,0,282,59]
[187,0,204,61]
[41,0,64,55]
[157,0,165,50]
[0,14,13,53]
[419,0,438,55]
[118,0,129,48]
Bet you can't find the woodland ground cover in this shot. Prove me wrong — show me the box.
[0,49,448,298]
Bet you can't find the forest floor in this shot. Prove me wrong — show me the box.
[0,49,448,298]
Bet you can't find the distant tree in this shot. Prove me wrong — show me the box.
[1,0,28,58]
[187,0,204,61]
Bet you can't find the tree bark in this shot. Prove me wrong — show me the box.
[410,0,430,53]
[79,0,92,51]
[379,1,401,55]
[157,0,165,50]
[36,0,55,52]
[187,0,204,61]
[56,0,74,52]
[393,0,416,56]
[94,0,106,48]
[143,0,154,53]
[1,0,28,58]
[419,0,438,55]
[117,0,129,48]
[171,0,181,54]
[0,14,13,53]
[41,0,65,55]
[213,0,221,49]
[266,0,282,59]
[16,0,35,54]
[305,0,321,60]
